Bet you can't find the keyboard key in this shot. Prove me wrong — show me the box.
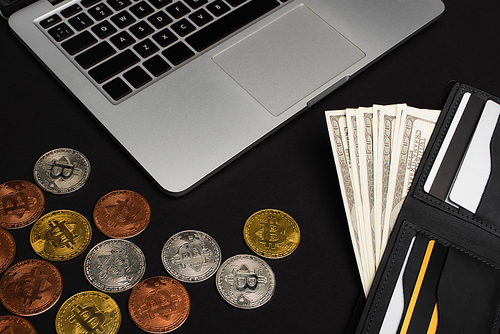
[206,0,230,17]
[110,31,136,49]
[88,3,113,20]
[146,0,171,9]
[107,0,131,11]
[129,21,154,39]
[89,49,140,83]
[226,0,245,6]
[185,0,279,52]
[91,20,118,39]
[184,0,207,9]
[143,55,171,76]
[111,10,136,28]
[48,23,74,42]
[39,14,62,28]
[68,13,94,31]
[152,27,177,47]
[166,1,190,19]
[147,11,172,28]
[61,4,82,18]
[103,77,132,100]
[130,1,154,18]
[171,18,195,37]
[75,41,116,69]
[61,31,97,55]
[133,38,159,58]
[188,8,213,27]
[81,0,100,7]
[162,42,194,66]
[123,66,152,88]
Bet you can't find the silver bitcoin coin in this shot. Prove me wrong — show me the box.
[33,148,90,194]
[161,230,221,283]
[216,254,276,309]
[84,239,145,293]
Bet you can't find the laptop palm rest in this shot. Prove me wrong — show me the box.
[212,4,365,116]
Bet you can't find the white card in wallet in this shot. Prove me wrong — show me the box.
[379,236,416,334]
[449,100,500,213]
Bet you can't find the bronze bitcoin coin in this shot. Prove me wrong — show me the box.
[0,259,63,316]
[0,180,45,229]
[243,209,301,259]
[30,210,92,261]
[93,190,151,238]
[0,228,16,273]
[0,315,37,334]
[55,291,121,334]
[128,276,190,333]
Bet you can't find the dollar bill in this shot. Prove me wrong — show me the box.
[346,108,376,289]
[326,104,440,295]
[325,110,370,295]
[356,107,377,280]
[380,106,440,251]
[372,105,398,265]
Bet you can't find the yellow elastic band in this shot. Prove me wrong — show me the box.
[399,240,435,334]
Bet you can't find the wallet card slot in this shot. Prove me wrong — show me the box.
[448,100,500,213]
[435,247,500,334]
[474,116,500,224]
[414,83,500,236]
[360,223,500,334]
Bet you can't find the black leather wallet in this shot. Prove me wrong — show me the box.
[355,82,500,333]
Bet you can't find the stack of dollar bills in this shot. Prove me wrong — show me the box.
[325,104,440,295]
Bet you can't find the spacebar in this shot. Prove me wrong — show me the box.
[185,0,280,52]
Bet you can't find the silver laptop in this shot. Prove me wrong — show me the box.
[8,0,444,195]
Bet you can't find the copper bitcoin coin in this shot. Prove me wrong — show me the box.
[0,180,45,229]
[0,228,16,273]
[0,259,63,316]
[93,190,151,238]
[0,315,37,334]
[128,276,190,333]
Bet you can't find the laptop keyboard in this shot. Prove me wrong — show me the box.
[36,0,287,103]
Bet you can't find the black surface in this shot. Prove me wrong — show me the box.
[0,0,499,333]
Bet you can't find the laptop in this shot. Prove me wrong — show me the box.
[6,0,444,195]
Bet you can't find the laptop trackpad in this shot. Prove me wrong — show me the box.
[212,5,365,116]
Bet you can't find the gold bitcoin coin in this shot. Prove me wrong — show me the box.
[55,291,121,334]
[30,210,92,261]
[243,209,300,259]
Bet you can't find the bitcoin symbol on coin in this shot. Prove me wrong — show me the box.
[45,219,76,249]
[139,290,180,320]
[105,198,139,227]
[69,305,105,333]
[173,243,209,270]
[97,248,131,281]
[12,267,48,306]
[49,156,79,180]
[258,217,286,250]
[229,265,266,292]
[2,192,30,219]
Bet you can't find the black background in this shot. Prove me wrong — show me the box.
[1,0,499,333]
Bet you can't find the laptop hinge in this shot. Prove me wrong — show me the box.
[0,0,36,18]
